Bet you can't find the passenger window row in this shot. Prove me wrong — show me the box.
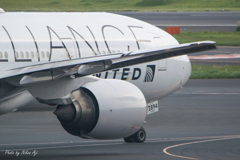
[0,51,50,59]
[0,50,122,60]
[0,52,8,59]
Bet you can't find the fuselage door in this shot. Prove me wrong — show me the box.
[153,37,167,71]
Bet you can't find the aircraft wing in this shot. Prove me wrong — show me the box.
[0,41,216,85]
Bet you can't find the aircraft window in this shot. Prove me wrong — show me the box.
[25,52,29,59]
[20,52,24,59]
[0,52,2,59]
[31,52,34,59]
[46,51,50,58]
[36,52,39,59]
[4,52,8,59]
[103,51,106,54]
[107,51,111,54]
[15,52,19,59]
[117,50,120,53]
[41,51,45,59]
[112,50,115,54]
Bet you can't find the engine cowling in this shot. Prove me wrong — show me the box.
[54,79,147,139]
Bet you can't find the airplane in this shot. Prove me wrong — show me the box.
[0,9,217,143]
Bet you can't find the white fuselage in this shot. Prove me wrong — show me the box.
[0,12,191,103]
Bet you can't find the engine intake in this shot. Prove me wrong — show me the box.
[55,79,147,139]
[54,88,99,138]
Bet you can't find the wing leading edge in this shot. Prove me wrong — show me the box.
[0,41,217,84]
[108,41,216,70]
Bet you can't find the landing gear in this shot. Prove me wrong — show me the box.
[124,127,146,143]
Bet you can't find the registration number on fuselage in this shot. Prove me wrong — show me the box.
[147,100,159,115]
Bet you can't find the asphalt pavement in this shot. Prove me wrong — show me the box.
[189,46,240,66]
[114,12,240,31]
[0,79,239,160]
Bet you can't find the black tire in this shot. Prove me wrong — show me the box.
[132,127,146,143]
[124,136,134,143]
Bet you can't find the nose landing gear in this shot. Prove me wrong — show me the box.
[124,127,146,143]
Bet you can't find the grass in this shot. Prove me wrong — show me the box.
[190,64,240,79]
[173,31,240,46]
[0,0,240,11]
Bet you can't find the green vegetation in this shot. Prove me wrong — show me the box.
[0,0,240,11]
[190,64,240,79]
[173,31,240,46]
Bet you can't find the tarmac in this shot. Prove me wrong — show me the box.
[0,79,239,160]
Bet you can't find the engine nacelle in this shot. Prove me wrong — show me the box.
[54,79,147,139]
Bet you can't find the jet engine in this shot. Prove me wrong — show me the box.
[54,79,147,139]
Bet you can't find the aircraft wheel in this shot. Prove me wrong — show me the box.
[132,127,146,143]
